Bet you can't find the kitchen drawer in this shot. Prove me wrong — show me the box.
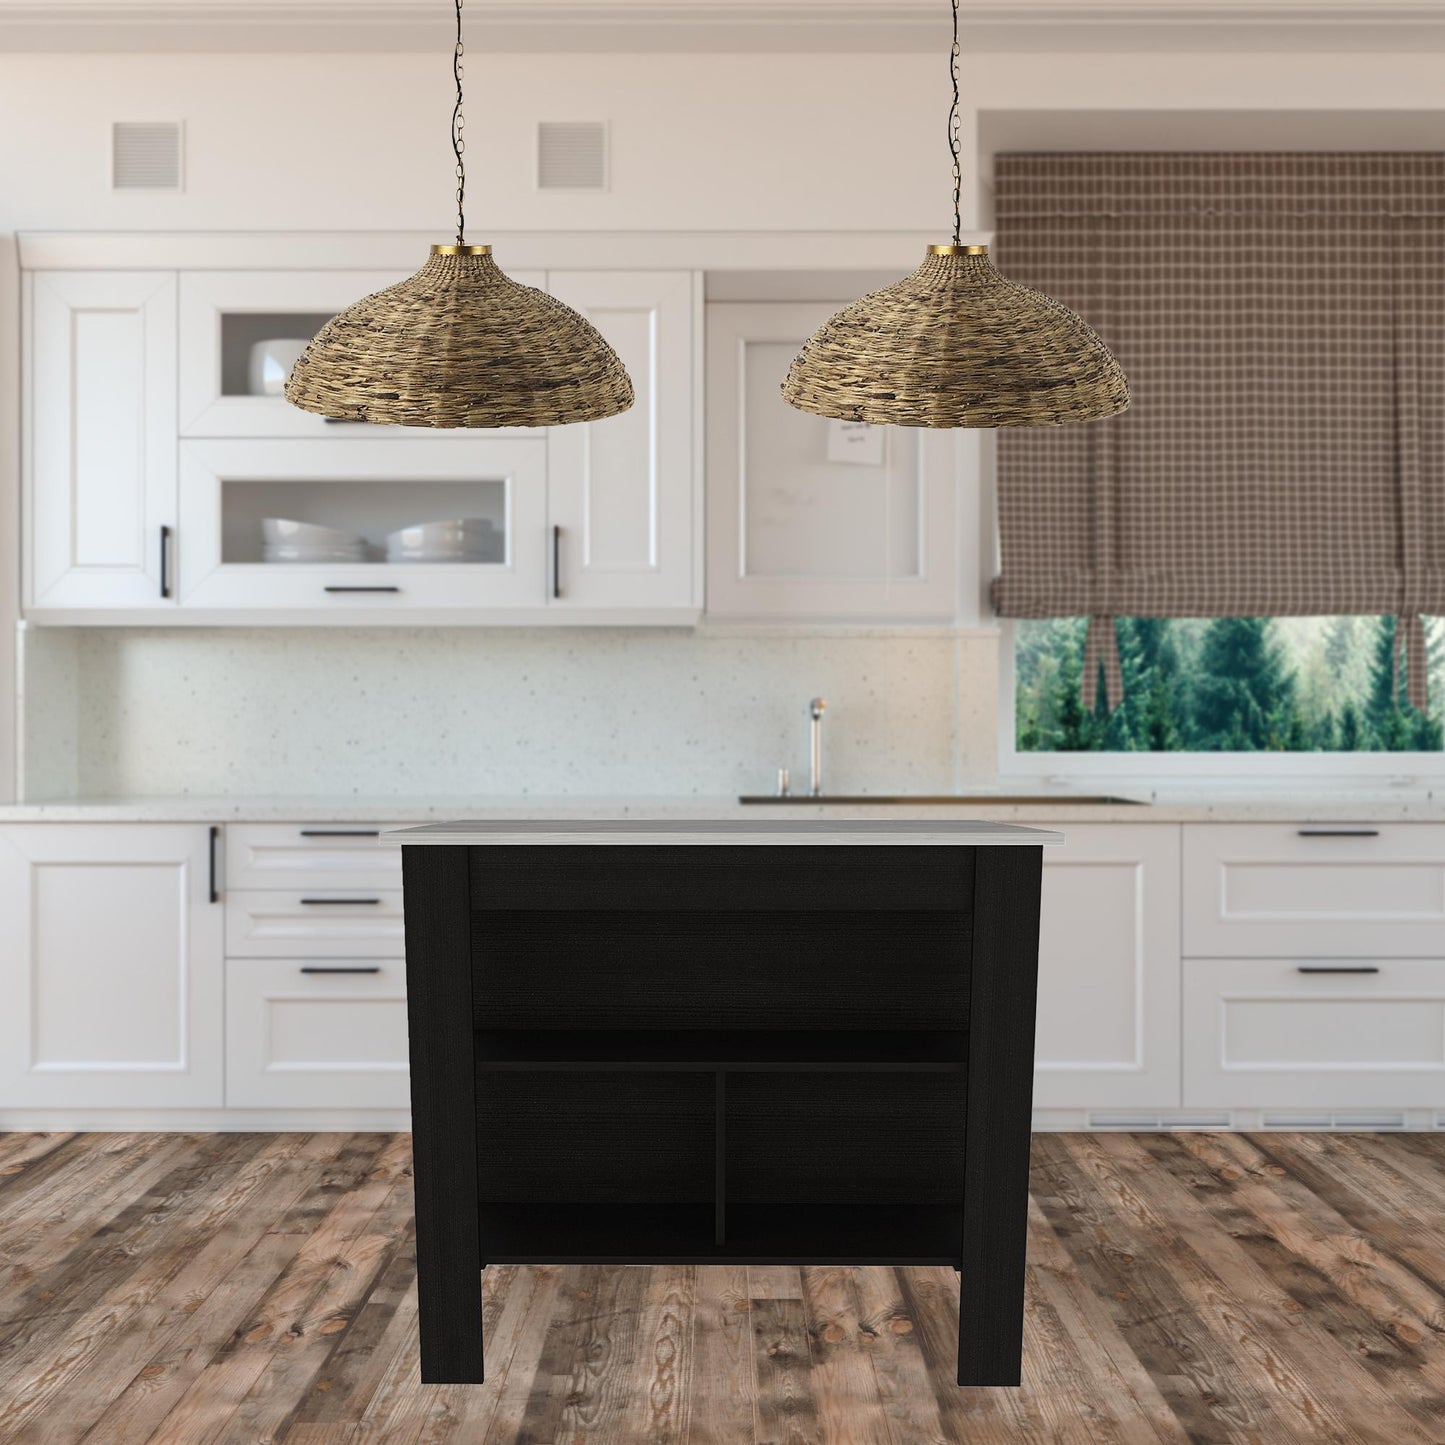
[225,958,409,1109]
[1183,958,1445,1109]
[225,824,406,893]
[1183,823,1445,958]
[227,890,404,957]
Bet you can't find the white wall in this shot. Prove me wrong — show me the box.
[4,40,1443,799]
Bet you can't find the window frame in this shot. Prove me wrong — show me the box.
[978,438,1445,785]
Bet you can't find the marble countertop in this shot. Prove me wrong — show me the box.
[391,818,1065,846]
[5,791,1445,824]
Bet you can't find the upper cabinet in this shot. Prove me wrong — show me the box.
[705,302,958,621]
[177,269,543,439]
[25,264,700,625]
[546,271,700,613]
[26,271,178,610]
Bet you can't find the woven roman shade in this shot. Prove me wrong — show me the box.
[992,153,1445,710]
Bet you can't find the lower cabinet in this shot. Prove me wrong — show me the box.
[225,958,410,1109]
[1182,958,1445,1110]
[0,824,223,1109]
[1032,824,1182,1111]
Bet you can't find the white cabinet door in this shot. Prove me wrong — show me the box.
[1033,824,1182,1111]
[178,269,545,438]
[545,271,700,617]
[178,437,549,615]
[0,825,223,1109]
[1183,823,1445,959]
[705,302,957,620]
[27,271,178,612]
[1183,958,1445,1110]
[226,959,409,1110]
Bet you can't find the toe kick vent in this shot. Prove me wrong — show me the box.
[537,121,608,191]
[112,121,183,190]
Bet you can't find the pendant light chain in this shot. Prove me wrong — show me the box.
[948,0,962,246]
[452,0,466,246]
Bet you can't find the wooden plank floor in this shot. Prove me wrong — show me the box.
[2,1132,1444,1443]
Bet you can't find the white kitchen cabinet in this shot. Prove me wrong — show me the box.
[1183,958,1445,1110]
[225,958,409,1110]
[545,271,700,613]
[178,268,546,438]
[0,825,223,1109]
[1032,824,1182,1110]
[177,437,549,615]
[27,271,178,612]
[1183,823,1445,958]
[225,823,404,892]
[226,891,405,959]
[704,301,957,620]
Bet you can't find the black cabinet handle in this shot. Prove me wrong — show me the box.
[325,586,401,594]
[299,829,381,838]
[160,525,173,600]
[299,897,382,906]
[301,966,383,975]
[1297,965,1381,975]
[208,825,220,903]
[1297,828,1380,838]
[552,525,562,599]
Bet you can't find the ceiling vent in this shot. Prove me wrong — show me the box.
[112,121,183,191]
[536,122,608,192]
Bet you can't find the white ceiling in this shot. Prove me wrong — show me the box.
[3,1,1445,53]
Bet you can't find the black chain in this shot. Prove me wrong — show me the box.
[949,0,962,245]
[452,0,466,246]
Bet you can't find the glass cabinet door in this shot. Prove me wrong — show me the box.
[178,270,546,439]
[177,437,549,615]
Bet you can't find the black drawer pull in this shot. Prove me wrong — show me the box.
[299,897,382,906]
[299,829,381,838]
[1297,965,1381,975]
[1296,828,1380,838]
[325,586,401,594]
[208,825,220,904]
[301,966,383,975]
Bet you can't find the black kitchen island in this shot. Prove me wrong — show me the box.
[392,817,1062,1387]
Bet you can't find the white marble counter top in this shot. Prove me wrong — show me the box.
[4,792,1445,824]
[389,818,1064,846]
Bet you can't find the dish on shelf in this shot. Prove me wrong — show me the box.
[386,518,503,564]
[248,338,311,397]
[261,517,368,564]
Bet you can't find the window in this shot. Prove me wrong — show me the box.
[1015,617,1445,755]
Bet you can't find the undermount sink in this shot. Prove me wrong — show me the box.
[737,794,1147,806]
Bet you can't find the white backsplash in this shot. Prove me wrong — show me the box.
[22,625,1000,799]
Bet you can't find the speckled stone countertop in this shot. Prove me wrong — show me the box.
[4,791,1445,824]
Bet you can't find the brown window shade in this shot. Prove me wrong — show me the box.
[991,153,1445,710]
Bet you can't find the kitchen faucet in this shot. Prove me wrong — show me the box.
[809,697,827,797]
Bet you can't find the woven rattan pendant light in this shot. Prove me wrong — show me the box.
[782,1,1128,429]
[286,0,633,428]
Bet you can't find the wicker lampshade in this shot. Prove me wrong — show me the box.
[285,245,634,428]
[782,245,1129,430]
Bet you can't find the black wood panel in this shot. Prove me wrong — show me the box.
[471,909,970,1031]
[468,845,972,912]
[473,1028,968,1070]
[475,1071,714,1203]
[726,1072,967,1205]
[474,1202,962,1266]
[401,845,485,1384]
[958,845,1044,1386]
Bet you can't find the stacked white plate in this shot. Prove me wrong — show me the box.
[386,519,502,565]
[262,518,367,564]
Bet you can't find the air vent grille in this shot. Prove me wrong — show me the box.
[112,122,183,190]
[537,122,608,192]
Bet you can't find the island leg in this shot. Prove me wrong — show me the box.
[402,845,486,1384]
[958,845,1044,1386]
